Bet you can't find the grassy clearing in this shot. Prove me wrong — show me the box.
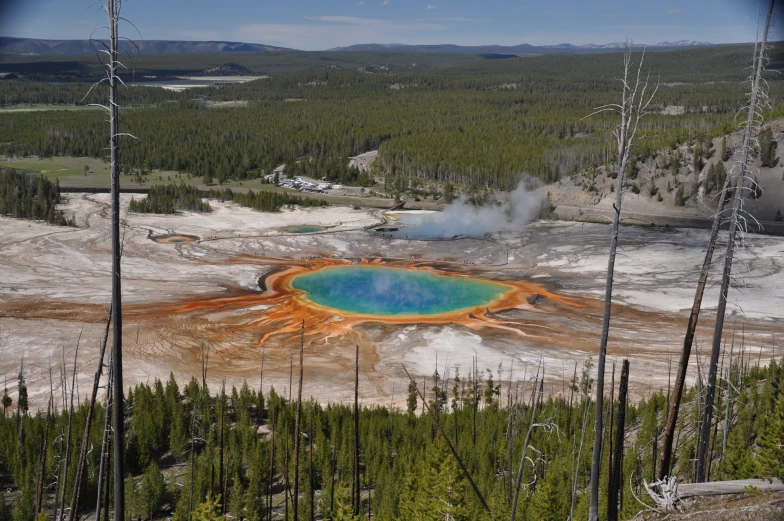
[0,156,106,179]
[206,100,249,108]
[0,156,275,190]
[0,104,103,113]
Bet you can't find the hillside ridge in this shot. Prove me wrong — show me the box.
[0,36,292,55]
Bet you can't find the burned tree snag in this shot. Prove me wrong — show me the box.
[293,321,304,521]
[608,360,629,521]
[353,344,361,517]
[696,0,775,483]
[69,309,112,521]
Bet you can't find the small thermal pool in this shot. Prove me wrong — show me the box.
[291,265,510,316]
[283,225,324,234]
[151,234,199,244]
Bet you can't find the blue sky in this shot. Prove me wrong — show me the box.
[1,0,777,51]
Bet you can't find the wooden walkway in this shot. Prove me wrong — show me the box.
[678,478,784,498]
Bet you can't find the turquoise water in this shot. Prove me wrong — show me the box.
[285,225,323,233]
[291,266,509,316]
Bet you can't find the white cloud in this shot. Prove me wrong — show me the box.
[357,1,366,5]
[382,0,389,4]
[426,4,438,9]
[668,8,681,14]
[305,16,378,24]
[435,17,491,23]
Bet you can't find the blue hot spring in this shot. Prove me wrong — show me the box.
[291,265,510,316]
[284,225,324,233]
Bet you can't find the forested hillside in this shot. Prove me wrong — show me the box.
[1,45,782,193]
[0,50,481,79]
[0,356,781,521]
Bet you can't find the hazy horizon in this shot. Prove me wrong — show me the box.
[1,0,780,52]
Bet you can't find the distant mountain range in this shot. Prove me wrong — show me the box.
[327,41,715,54]
[0,36,717,56]
[0,37,292,55]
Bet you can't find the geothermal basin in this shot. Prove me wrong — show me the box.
[1,194,783,409]
[290,265,511,316]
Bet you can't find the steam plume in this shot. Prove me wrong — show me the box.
[399,181,543,238]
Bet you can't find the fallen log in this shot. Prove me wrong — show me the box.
[677,478,784,499]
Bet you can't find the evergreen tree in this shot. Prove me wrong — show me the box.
[484,370,499,407]
[528,458,570,521]
[126,475,139,520]
[1,382,10,417]
[674,185,685,206]
[759,395,784,480]
[431,370,446,414]
[692,143,704,172]
[16,369,27,416]
[709,161,727,193]
[407,381,418,415]
[721,398,761,479]
[227,475,245,520]
[451,369,461,412]
[193,494,225,521]
[331,482,360,521]
[167,374,188,458]
[721,136,731,161]
[421,434,469,521]
[140,462,166,520]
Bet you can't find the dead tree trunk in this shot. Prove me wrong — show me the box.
[68,310,112,521]
[570,388,591,521]
[567,362,577,437]
[258,348,265,427]
[219,379,226,510]
[201,340,209,389]
[58,338,80,521]
[308,407,314,521]
[267,408,276,521]
[329,425,338,516]
[720,334,736,468]
[589,46,657,521]
[607,362,616,494]
[35,398,52,515]
[189,401,196,521]
[284,429,290,521]
[695,0,775,483]
[94,356,113,521]
[607,360,629,521]
[658,160,736,480]
[353,345,361,517]
[507,406,516,502]
[510,370,543,521]
[53,424,65,521]
[472,356,478,445]
[105,0,126,517]
[293,321,305,521]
